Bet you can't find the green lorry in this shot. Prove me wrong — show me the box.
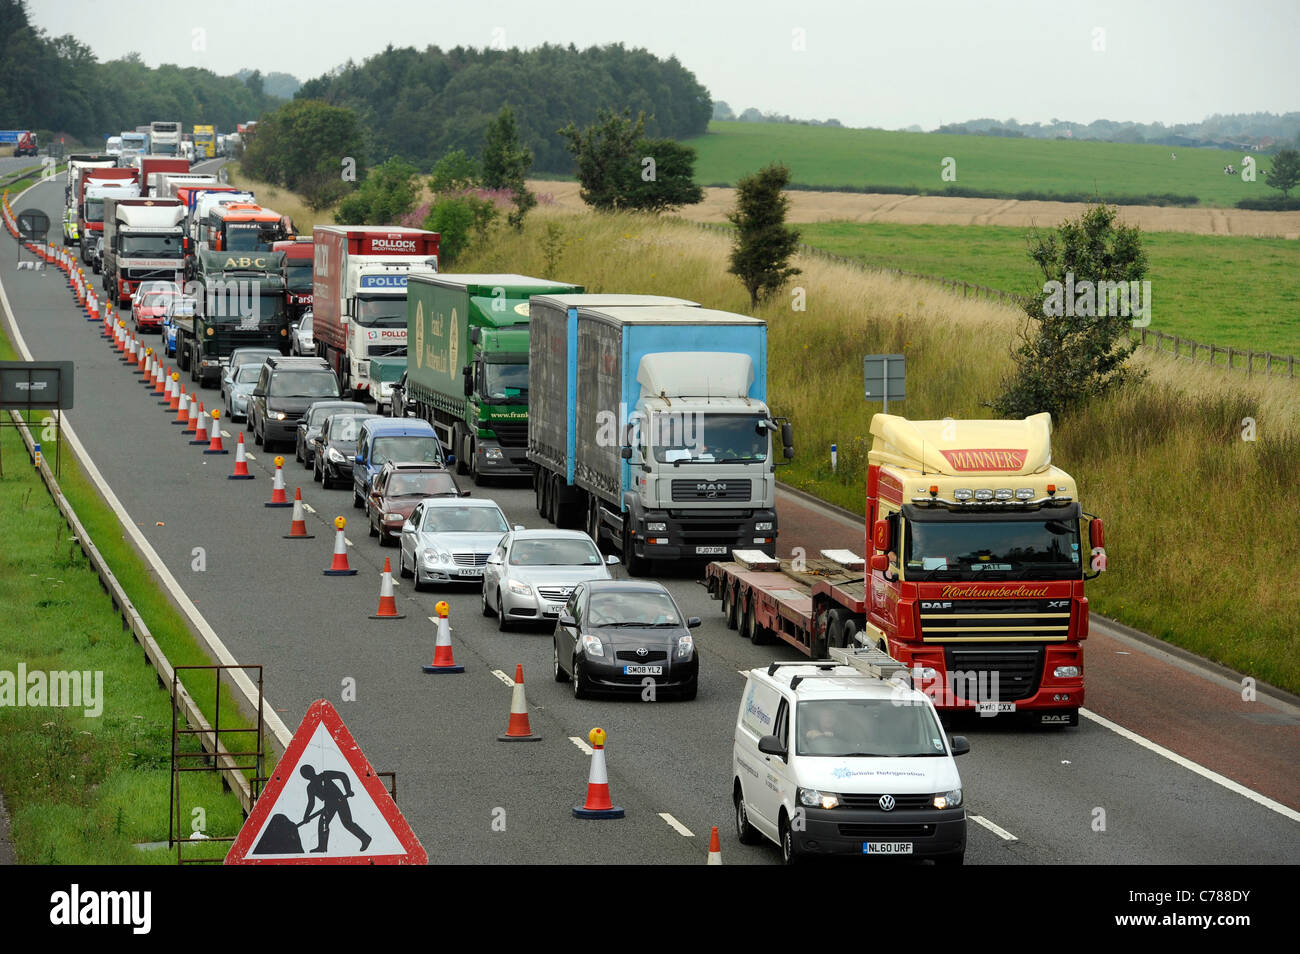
[405,273,581,483]
[176,249,290,387]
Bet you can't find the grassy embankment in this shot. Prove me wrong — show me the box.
[453,211,1300,693]
[0,332,269,863]
[685,121,1275,208]
[223,163,334,233]
[796,221,1300,356]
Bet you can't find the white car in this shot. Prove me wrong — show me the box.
[733,662,969,865]
[398,497,510,590]
[292,312,314,356]
[481,529,617,632]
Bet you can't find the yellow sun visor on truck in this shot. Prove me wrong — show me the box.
[868,413,1053,477]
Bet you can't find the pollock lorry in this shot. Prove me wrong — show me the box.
[101,196,186,311]
[175,249,290,387]
[704,413,1106,726]
[311,226,440,403]
[527,297,792,574]
[404,274,583,483]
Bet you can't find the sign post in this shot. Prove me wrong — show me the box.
[0,360,73,476]
[864,354,906,414]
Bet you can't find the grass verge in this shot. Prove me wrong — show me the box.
[222,163,331,233]
[454,210,1300,692]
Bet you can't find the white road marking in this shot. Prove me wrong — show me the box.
[1081,708,1300,823]
[491,668,514,687]
[221,430,230,438]
[344,538,353,547]
[246,453,256,461]
[658,812,694,837]
[302,503,316,514]
[569,736,594,756]
[971,815,1018,841]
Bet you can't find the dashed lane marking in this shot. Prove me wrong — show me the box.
[971,815,1018,841]
[491,669,514,687]
[658,813,694,837]
[569,736,594,756]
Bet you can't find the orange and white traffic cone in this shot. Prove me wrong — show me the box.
[707,826,722,865]
[174,386,190,425]
[167,373,181,410]
[124,335,137,366]
[369,557,405,619]
[183,396,198,433]
[323,516,358,576]
[228,432,255,479]
[153,360,167,397]
[142,350,156,385]
[422,601,463,673]
[160,369,174,406]
[498,664,541,741]
[283,488,314,538]
[204,408,227,454]
[573,727,624,819]
[189,403,210,445]
[265,455,291,506]
[136,342,149,375]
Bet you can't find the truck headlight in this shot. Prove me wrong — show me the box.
[508,580,532,596]
[580,633,604,658]
[797,788,839,810]
[675,634,694,659]
[646,521,667,532]
[934,788,963,809]
[1054,666,1081,679]
[484,447,503,461]
[755,521,773,531]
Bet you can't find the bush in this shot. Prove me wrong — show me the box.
[423,193,498,266]
[1235,196,1300,211]
[333,158,420,226]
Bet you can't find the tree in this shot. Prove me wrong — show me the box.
[239,98,364,207]
[481,105,536,230]
[423,194,498,266]
[726,163,801,308]
[558,108,645,211]
[334,157,420,225]
[429,149,480,193]
[991,204,1147,420]
[622,137,704,213]
[1264,149,1300,198]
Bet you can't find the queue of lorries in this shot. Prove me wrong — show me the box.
[44,141,1109,864]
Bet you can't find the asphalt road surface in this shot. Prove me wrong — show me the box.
[3,171,1297,865]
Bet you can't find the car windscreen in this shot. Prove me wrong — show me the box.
[422,507,508,533]
[387,473,455,497]
[509,538,603,567]
[795,699,948,758]
[268,371,339,399]
[328,416,370,441]
[587,591,681,627]
[371,436,442,466]
[234,365,261,384]
[903,516,1082,581]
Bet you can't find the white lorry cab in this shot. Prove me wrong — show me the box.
[733,648,969,864]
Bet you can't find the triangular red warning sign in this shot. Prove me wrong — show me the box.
[226,700,426,865]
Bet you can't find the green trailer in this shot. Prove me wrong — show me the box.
[406,273,581,483]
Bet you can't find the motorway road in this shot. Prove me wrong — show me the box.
[3,172,1298,865]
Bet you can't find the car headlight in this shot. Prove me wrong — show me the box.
[580,633,604,658]
[934,788,963,809]
[484,447,503,461]
[755,521,773,531]
[675,634,694,658]
[797,788,839,810]
[422,548,450,566]
[508,580,532,596]
[271,411,285,421]
[327,448,345,463]
[383,512,403,522]
[646,521,667,533]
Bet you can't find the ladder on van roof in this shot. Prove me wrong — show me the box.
[766,644,910,688]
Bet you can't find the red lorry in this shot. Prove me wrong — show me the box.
[137,157,191,196]
[274,238,314,323]
[311,226,440,399]
[78,168,141,264]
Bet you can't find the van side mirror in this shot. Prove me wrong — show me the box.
[252,387,266,397]
[620,445,632,460]
[949,735,970,757]
[757,735,787,760]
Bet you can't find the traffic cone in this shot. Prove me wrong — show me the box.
[497,664,541,741]
[573,727,624,819]
[167,373,181,410]
[422,601,463,672]
[265,456,291,506]
[115,321,126,354]
[183,396,198,433]
[153,360,166,396]
[368,557,405,619]
[173,386,190,425]
[86,291,98,323]
[204,409,227,454]
[160,370,173,406]
[228,432,255,479]
[283,488,314,538]
[707,826,722,865]
[136,342,148,375]
[323,516,358,576]
[189,404,210,445]
[124,335,136,365]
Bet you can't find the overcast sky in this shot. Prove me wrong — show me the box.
[28,0,1299,129]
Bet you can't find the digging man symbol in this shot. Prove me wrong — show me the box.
[300,764,371,853]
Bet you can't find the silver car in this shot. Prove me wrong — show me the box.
[222,362,261,421]
[292,312,314,356]
[481,529,618,632]
[398,498,510,590]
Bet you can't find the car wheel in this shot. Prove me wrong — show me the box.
[368,513,378,538]
[780,817,800,865]
[313,458,323,483]
[295,437,303,463]
[412,568,426,593]
[398,549,413,579]
[481,586,495,617]
[553,640,569,682]
[352,488,363,510]
[380,527,395,548]
[571,657,588,699]
[496,591,512,632]
[735,786,761,845]
[253,423,263,447]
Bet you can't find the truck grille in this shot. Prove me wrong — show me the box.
[837,823,936,838]
[452,552,489,567]
[945,646,1044,702]
[490,422,528,447]
[919,598,1072,643]
[837,793,935,811]
[671,479,752,501]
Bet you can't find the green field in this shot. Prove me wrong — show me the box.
[685,121,1275,207]
[797,222,1300,356]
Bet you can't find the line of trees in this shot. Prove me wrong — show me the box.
[0,0,281,143]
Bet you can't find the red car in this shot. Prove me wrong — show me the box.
[133,283,181,333]
[366,462,465,546]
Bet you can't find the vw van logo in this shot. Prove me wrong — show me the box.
[635,647,649,657]
[878,795,896,811]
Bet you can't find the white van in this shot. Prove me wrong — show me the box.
[733,661,969,864]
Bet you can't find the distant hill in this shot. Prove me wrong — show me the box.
[234,69,301,101]
[932,113,1300,152]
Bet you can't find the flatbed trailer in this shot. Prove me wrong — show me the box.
[705,549,868,657]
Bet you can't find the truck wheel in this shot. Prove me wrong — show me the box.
[841,617,860,648]
[540,473,554,524]
[622,524,648,576]
[454,425,469,476]
[553,474,577,528]
[742,604,766,646]
[722,584,739,630]
[827,609,847,648]
[585,496,602,547]
[534,468,545,517]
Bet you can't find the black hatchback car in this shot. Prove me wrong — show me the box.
[553,580,700,700]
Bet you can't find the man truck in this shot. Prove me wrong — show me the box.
[404,274,583,483]
[311,226,440,404]
[527,296,792,574]
[704,412,1106,726]
[101,196,186,311]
